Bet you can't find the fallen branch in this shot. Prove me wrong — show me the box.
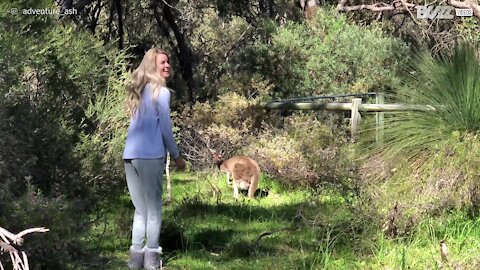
[0,226,49,270]
[254,225,300,244]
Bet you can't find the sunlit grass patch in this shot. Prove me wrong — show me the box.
[88,169,480,270]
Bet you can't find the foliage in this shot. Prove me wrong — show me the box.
[0,2,130,267]
[89,172,480,269]
[76,48,131,202]
[359,133,480,233]
[234,8,409,98]
[455,18,480,50]
[357,44,480,232]
[243,113,356,191]
[361,44,480,160]
[178,77,270,169]
[0,5,111,198]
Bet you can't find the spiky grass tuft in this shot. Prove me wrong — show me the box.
[361,44,480,161]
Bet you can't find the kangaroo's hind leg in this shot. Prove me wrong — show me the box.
[247,175,259,199]
[233,181,239,200]
[226,172,231,185]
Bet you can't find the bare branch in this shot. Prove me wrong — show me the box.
[0,226,49,270]
[337,0,479,18]
[337,0,416,12]
[448,0,480,17]
[0,227,49,246]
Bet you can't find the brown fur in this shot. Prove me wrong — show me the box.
[211,150,260,199]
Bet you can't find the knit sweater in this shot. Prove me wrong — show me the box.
[123,83,180,160]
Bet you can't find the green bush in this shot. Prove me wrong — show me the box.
[361,44,480,160]
[359,134,480,236]
[76,49,131,202]
[178,78,270,169]
[0,182,90,270]
[358,44,480,233]
[234,7,408,98]
[243,113,356,191]
[0,3,130,267]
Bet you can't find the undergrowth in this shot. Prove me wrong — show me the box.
[83,171,480,270]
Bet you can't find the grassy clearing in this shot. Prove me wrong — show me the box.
[86,171,480,270]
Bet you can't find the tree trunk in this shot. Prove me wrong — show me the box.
[162,5,196,103]
[108,1,115,43]
[300,0,318,22]
[115,0,124,50]
[268,0,275,18]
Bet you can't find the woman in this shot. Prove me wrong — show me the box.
[123,48,186,269]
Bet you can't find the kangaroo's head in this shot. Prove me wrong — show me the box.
[209,149,224,168]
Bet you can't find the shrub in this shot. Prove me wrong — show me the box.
[359,134,480,235]
[0,182,90,269]
[76,49,131,202]
[360,44,480,160]
[358,44,480,233]
[234,7,408,98]
[0,2,130,267]
[243,113,356,191]
[178,79,269,169]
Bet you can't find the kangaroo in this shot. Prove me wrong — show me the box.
[210,149,260,199]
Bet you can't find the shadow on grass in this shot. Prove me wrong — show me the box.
[89,178,380,269]
[162,195,380,267]
[189,228,236,252]
[171,200,302,222]
[224,240,279,259]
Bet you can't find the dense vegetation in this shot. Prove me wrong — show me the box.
[0,0,478,269]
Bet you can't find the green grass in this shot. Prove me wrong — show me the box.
[84,171,480,270]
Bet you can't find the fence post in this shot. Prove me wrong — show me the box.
[375,93,384,145]
[351,98,362,142]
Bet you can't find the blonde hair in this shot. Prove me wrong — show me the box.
[126,48,170,116]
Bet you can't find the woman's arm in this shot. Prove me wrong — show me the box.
[157,88,180,160]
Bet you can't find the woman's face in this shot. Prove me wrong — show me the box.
[155,53,170,79]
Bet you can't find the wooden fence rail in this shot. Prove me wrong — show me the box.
[264,100,435,112]
[264,96,435,142]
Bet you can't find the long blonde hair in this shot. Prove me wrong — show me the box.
[126,48,170,116]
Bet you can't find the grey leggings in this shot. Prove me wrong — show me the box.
[124,158,165,249]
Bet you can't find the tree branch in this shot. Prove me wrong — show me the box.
[448,0,480,17]
[0,226,49,246]
[337,0,414,12]
[337,0,480,18]
[0,226,49,270]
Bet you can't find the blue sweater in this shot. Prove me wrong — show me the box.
[123,83,180,160]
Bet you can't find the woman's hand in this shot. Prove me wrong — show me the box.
[174,157,186,171]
